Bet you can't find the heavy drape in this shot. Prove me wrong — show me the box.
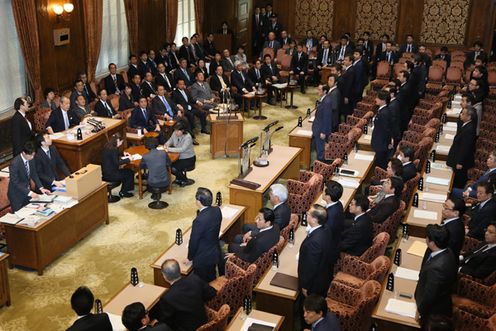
[194,0,204,34]
[124,0,139,55]
[82,0,103,81]
[166,0,178,43]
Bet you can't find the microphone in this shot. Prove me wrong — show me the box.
[241,136,259,148]
[262,120,279,132]
[274,126,284,132]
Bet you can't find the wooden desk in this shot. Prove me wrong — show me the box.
[288,111,315,169]
[4,183,109,275]
[226,308,284,331]
[320,66,332,84]
[209,113,244,158]
[433,128,455,162]
[0,253,11,307]
[52,117,127,172]
[104,282,167,316]
[229,145,301,222]
[356,127,373,152]
[372,236,424,330]
[126,132,145,146]
[124,145,179,199]
[150,204,245,287]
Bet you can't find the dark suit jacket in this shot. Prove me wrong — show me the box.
[248,67,264,86]
[169,52,180,69]
[460,243,496,279]
[339,214,373,256]
[138,61,152,78]
[179,45,195,64]
[209,61,222,75]
[399,43,419,55]
[45,108,80,133]
[34,146,70,189]
[119,93,135,111]
[203,41,217,57]
[326,201,344,241]
[415,249,457,318]
[466,50,487,66]
[303,38,318,50]
[434,54,451,68]
[328,87,341,132]
[352,59,368,98]
[316,48,333,67]
[273,202,291,230]
[298,227,335,296]
[94,100,116,118]
[389,97,402,143]
[210,74,231,93]
[339,66,355,100]
[231,226,280,263]
[188,206,222,267]
[447,121,476,170]
[141,149,171,188]
[368,195,400,224]
[172,89,196,111]
[231,70,254,93]
[151,95,178,117]
[174,68,195,86]
[159,273,216,331]
[101,147,130,182]
[313,313,341,331]
[362,40,374,61]
[443,217,465,257]
[127,64,140,81]
[66,313,112,331]
[260,62,280,81]
[312,94,334,137]
[377,51,399,64]
[371,105,393,153]
[468,199,496,240]
[8,154,43,212]
[468,168,496,191]
[11,111,34,156]
[129,107,158,131]
[141,81,157,98]
[220,57,235,72]
[262,40,281,55]
[402,162,417,182]
[155,72,174,92]
[131,83,142,101]
[104,74,125,94]
[291,52,308,74]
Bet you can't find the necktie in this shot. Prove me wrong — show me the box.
[113,75,119,92]
[105,102,112,117]
[142,108,147,120]
[63,111,70,130]
[387,52,391,63]
[25,161,30,177]
[256,69,260,80]
[426,253,433,263]
[47,149,51,160]
[219,76,227,89]
[183,69,190,82]
[163,73,170,88]
[162,97,173,117]
[407,44,411,53]
[270,41,274,48]
[241,72,245,83]
[340,46,345,59]
[269,65,273,75]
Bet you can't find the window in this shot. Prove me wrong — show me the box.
[96,0,129,76]
[0,2,27,113]
[174,0,196,45]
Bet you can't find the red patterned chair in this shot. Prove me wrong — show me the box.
[370,61,391,90]
[280,214,299,241]
[402,173,421,204]
[337,232,390,272]
[425,65,445,94]
[460,272,496,287]
[326,280,382,331]
[407,118,440,133]
[333,255,391,288]
[312,158,342,183]
[34,107,52,133]
[453,307,496,331]
[324,128,362,161]
[338,116,368,134]
[287,171,324,214]
[462,236,481,255]
[196,304,230,331]
[372,201,406,241]
[208,261,257,317]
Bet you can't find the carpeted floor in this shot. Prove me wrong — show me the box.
[0,88,318,331]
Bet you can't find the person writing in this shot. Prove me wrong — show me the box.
[165,123,196,187]
[101,133,135,198]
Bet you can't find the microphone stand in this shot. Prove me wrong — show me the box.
[223,88,233,158]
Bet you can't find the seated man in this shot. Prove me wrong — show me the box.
[453,150,496,199]
[248,59,264,90]
[8,141,51,212]
[467,182,496,240]
[227,208,280,263]
[440,197,466,257]
[174,58,195,87]
[303,294,341,331]
[141,72,157,99]
[397,145,417,182]
[69,79,89,107]
[104,62,126,95]
[94,89,118,118]
[129,96,161,134]
[261,54,281,105]
[190,72,217,111]
[67,286,112,331]
[290,43,309,94]
[141,137,172,189]
[460,221,496,280]
[370,158,403,188]
[151,84,178,121]
[121,302,171,331]
[45,96,80,134]
[340,195,373,256]
[210,65,231,101]
[34,133,70,190]
[230,61,256,110]
[367,176,403,223]
[164,123,196,187]
[172,78,209,134]
[158,259,216,331]
[71,94,92,120]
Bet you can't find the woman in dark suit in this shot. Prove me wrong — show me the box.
[101,133,134,197]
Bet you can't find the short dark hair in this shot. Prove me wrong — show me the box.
[35,133,47,147]
[259,207,275,225]
[98,89,107,96]
[309,204,327,225]
[400,145,415,161]
[389,158,404,177]
[303,294,328,317]
[108,62,117,69]
[325,180,343,202]
[196,187,213,206]
[399,70,410,80]
[377,90,390,103]
[264,54,272,60]
[44,88,55,99]
[344,54,354,62]
[390,176,404,197]
[14,97,26,110]
[144,137,159,150]
[473,41,483,48]
[477,181,493,195]
[122,302,147,331]
[175,78,185,85]
[426,224,449,249]
[129,54,137,60]
[449,197,466,216]
[70,286,94,316]
[74,79,84,87]
[353,194,369,212]
[22,141,36,155]
[327,73,338,85]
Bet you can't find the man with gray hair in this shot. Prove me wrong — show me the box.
[230,60,256,110]
[45,95,80,134]
[158,259,216,331]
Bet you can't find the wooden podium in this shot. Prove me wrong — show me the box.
[209,113,244,158]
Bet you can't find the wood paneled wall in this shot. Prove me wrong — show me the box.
[137,0,167,53]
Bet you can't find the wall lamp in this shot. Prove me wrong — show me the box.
[53,2,74,22]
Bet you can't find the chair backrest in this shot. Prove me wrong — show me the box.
[393,63,405,77]
[279,54,292,71]
[196,304,230,331]
[276,48,286,60]
[263,47,275,59]
[428,65,444,82]
[312,158,342,183]
[281,215,299,241]
[369,256,391,283]
[0,177,11,217]
[450,61,464,71]
[432,59,447,72]
[375,61,390,79]
[446,67,463,83]
[34,107,52,133]
[360,232,390,263]
[488,70,496,86]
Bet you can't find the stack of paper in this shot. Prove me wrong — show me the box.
[15,208,35,219]
[106,313,125,331]
[445,122,458,128]
[431,163,450,171]
[394,267,420,281]
[221,205,239,219]
[361,135,371,141]
[425,176,450,186]
[272,83,288,89]
[0,213,22,225]
[419,192,446,203]
[295,129,313,137]
[435,145,451,154]
[444,134,455,140]
[385,298,417,319]
[308,116,315,123]
[443,125,457,132]
[413,209,438,220]
[407,241,428,257]
[49,132,65,140]
[354,153,374,161]
[336,178,360,188]
[54,195,73,203]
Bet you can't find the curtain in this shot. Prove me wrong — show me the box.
[166,0,178,43]
[82,0,103,81]
[194,0,203,34]
[11,0,42,104]
[124,0,139,55]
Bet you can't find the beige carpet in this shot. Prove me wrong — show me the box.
[0,88,319,331]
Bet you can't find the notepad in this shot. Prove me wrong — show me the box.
[430,163,449,171]
[444,134,455,140]
[49,132,65,140]
[338,168,359,177]
[445,122,458,128]
[419,192,446,203]
[106,313,125,331]
[272,83,288,89]
[15,208,35,219]
[295,129,313,137]
[361,135,372,141]
[336,178,360,189]
[413,209,438,221]
[221,206,239,219]
[270,272,299,291]
[354,153,374,161]
[385,298,417,319]
[435,145,451,154]
[407,241,428,257]
[242,318,276,331]
[443,125,457,132]
[426,176,450,186]
[30,194,55,203]
[0,213,22,225]
[395,267,420,281]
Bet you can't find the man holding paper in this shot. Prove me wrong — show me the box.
[34,133,70,190]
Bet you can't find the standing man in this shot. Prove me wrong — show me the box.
[185,188,222,282]
[312,84,332,162]
[34,133,70,190]
[339,55,355,120]
[440,198,466,258]
[11,97,34,156]
[371,91,394,170]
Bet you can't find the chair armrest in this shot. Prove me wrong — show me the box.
[457,277,491,304]
[299,170,314,183]
[340,255,371,279]
[287,178,307,193]
[327,280,360,304]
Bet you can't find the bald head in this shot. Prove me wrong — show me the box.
[161,259,181,283]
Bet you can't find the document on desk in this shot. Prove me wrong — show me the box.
[394,267,420,281]
[385,298,417,319]
[444,134,455,140]
[354,153,374,161]
[15,208,35,219]
[272,83,288,89]
[413,209,438,221]
[445,122,458,128]
[49,132,65,140]
[419,192,446,203]
[336,178,360,189]
[221,205,239,219]
[435,145,451,154]
[308,116,315,123]
[407,241,428,257]
[361,135,372,141]
[106,313,125,331]
[443,125,457,132]
[431,163,450,171]
[0,213,22,225]
[425,176,450,186]
[295,129,313,137]
[242,317,276,331]
[30,194,55,203]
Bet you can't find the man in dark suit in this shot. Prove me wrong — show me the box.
[119,84,137,111]
[210,66,231,94]
[186,188,222,282]
[231,61,256,109]
[453,150,496,199]
[172,79,209,134]
[248,59,264,88]
[399,34,419,55]
[94,89,117,118]
[465,41,488,68]
[312,84,333,162]
[267,14,283,40]
[374,34,390,63]
[220,49,235,73]
[303,295,342,331]
[261,54,281,105]
[434,46,451,67]
[11,97,34,156]
[340,195,373,256]
[467,182,496,241]
[298,205,336,297]
[174,59,195,87]
[78,72,97,102]
[323,180,344,263]
[447,107,477,188]
[440,198,466,258]
[415,225,457,325]
[368,176,403,224]
[104,63,126,95]
[303,30,318,51]
[8,142,51,212]
[155,63,174,92]
[46,96,80,134]
[159,259,216,331]
[141,72,157,99]
[339,55,355,118]
[129,97,161,134]
[261,32,281,58]
[130,73,143,101]
[179,37,195,65]
[128,54,140,80]
[385,85,402,148]
[398,145,417,182]
[151,84,177,121]
[396,71,414,134]
[460,221,496,280]
[34,133,70,190]
[352,49,368,103]
[316,40,333,80]
[335,35,353,62]
[203,33,217,61]
[122,302,172,331]
[361,31,374,62]
[69,79,89,107]
[67,286,112,331]
[138,51,152,79]
[371,91,394,170]
[377,42,398,65]
[169,43,181,69]
[279,30,292,47]
[290,44,309,94]
[227,208,280,263]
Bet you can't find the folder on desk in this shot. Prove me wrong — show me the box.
[248,324,274,331]
[385,298,417,319]
[407,241,428,257]
[270,272,299,291]
[425,176,450,186]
